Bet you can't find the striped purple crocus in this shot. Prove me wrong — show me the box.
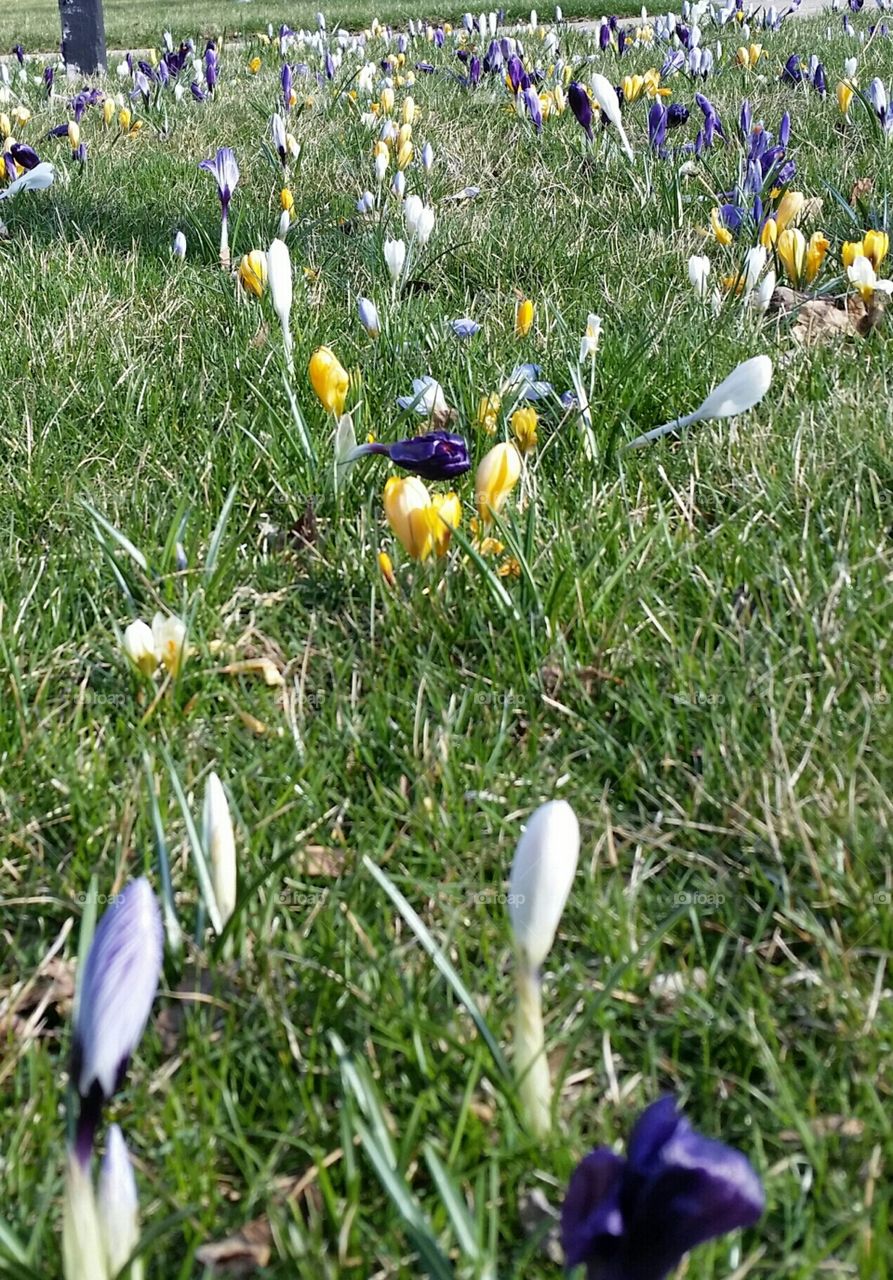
[70,879,163,1164]
[281,63,293,110]
[199,145,239,264]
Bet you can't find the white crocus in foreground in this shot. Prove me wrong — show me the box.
[204,772,237,929]
[688,254,711,299]
[0,159,54,200]
[267,238,294,371]
[97,1126,142,1280]
[507,799,580,1136]
[626,354,773,448]
[122,620,157,677]
[591,74,634,162]
[383,237,406,283]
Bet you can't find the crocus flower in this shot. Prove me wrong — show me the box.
[172,230,187,259]
[267,238,294,371]
[199,146,239,267]
[627,354,773,447]
[151,612,187,676]
[421,141,434,170]
[271,112,288,163]
[308,346,349,416]
[9,141,39,171]
[403,193,435,244]
[349,431,471,479]
[70,879,163,1159]
[477,393,502,434]
[562,1096,765,1280]
[579,312,602,361]
[451,317,480,338]
[688,254,711,299]
[648,100,668,150]
[511,406,538,453]
[397,376,448,417]
[384,237,406,283]
[515,297,535,337]
[863,229,889,270]
[847,255,893,300]
[358,296,381,337]
[777,228,828,287]
[837,80,854,115]
[383,476,460,559]
[781,52,803,84]
[524,82,543,132]
[475,441,522,520]
[508,799,579,1135]
[503,362,553,400]
[591,73,634,161]
[238,250,268,297]
[204,772,237,930]
[97,1125,140,1277]
[122,620,156,676]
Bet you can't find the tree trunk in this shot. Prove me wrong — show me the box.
[58,0,107,74]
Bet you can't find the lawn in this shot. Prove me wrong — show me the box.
[1,5,891,1280]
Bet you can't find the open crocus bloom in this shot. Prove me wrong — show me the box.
[397,376,447,416]
[383,475,460,560]
[847,255,893,301]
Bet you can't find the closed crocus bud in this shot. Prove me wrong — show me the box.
[71,879,163,1158]
[309,346,349,416]
[102,98,115,127]
[421,140,434,170]
[277,209,290,238]
[172,229,187,259]
[591,72,634,161]
[358,296,381,337]
[774,189,804,233]
[97,1125,140,1278]
[864,229,889,271]
[357,430,470,479]
[515,296,534,337]
[508,800,580,972]
[380,85,395,114]
[396,138,413,168]
[751,269,775,315]
[280,187,294,213]
[151,612,187,677]
[688,253,711,299]
[204,772,237,929]
[402,95,416,124]
[627,354,773,448]
[475,441,522,521]
[391,169,406,199]
[837,80,854,114]
[777,227,806,285]
[238,249,268,297]
[267,238,294,370]
[383,474,434,559]
[374,147,389,183]
[122,620,157,677]
[383,237,406,282]
[403,193,435,243]
[511,406,538,453]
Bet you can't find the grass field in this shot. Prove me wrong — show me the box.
[0,0,634,53]
[1,5,892,1279]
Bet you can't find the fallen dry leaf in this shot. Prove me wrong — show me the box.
[299,844,348,877]
[195,1217,273,1274]
[219,658,284,688]
[850,177,874,206]
[769,286,885,345]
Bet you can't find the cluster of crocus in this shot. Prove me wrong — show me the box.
[383,476,461,561]
[122,613,188,679]
[64,879,163,1280]
[844,230,893,299]
[562,1096,765,1280]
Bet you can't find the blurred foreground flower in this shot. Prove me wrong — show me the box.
[562,1096,764,1280]
[0,159,54,200]
[508,800,579,1136]
[627,355,773,448]
[199,146,239,267]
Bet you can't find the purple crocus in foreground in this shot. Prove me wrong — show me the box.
[562,1097,765,1280]
[199,145,239,266]
[70,879,163,1163]
[568,81,593,140]
[348,431,471,480]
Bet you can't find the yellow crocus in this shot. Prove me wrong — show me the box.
[710,207,733,247]
[863,229,889,271]
[642,68,661,97]
[760,218,778,249]
[430,492,462,557]
[842,239,864,269]
[380,86,395,114]
[378,550,397,587]
[621,74,644,103]
[397,139,413,169]
[248,55,262,73]
[382,476,452,561]
[735,45,751,67]
[777,228,806,286]
[102,98,115,127]
[804,232,829,285]
[280,187,294,213]
[837,81,854,115]
[552,84,566,112]
[67,121,80,149]
[511,407,539,454]
[238,250,268,298]
[476,393,501,434]
[475,442,522,522]
[775,190,804,233]
[0,113,10,140]
[118,107,132,132]
[515,297,534,337]
[308,346,349,417]
[14,106,30,127]
[397,123,412,149]
[402,96,416,124]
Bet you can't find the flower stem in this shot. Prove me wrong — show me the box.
[514,965,552,1137]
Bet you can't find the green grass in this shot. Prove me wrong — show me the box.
[1,0,633,53]
[1,9,892,1280]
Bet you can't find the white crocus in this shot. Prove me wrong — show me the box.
[591,73,634,161]
[204,772,237,929]
[751,269,776,315]
[627,354,773,448]
[579,312,603,362]
[0,160,54,201]
[507,799,580,1136]
[741,245,766,300]
[403,194,435,244]
[266,238,294,371]
[848,254,893,298]
[63,1152,107,1280]
[383,237,406,283]
[151,612,188,677]
[397,376,448,415]
[97,1126,142,1280]
[122,620,157,677]
[688,253,711,299]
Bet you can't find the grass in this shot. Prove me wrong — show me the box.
[1,0,634,54]
[1,7,892,1280]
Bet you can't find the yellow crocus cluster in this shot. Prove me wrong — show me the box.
[383,476,461,560]
[760,190,804,248]
[735,43,763,68]
[308,346,349,417]
[238,250,268,298]
[777,229,829,287]
[842,230,888,272]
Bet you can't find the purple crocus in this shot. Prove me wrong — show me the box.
[666,102,689,128]
[524,83,543,133]
[562,1097,765,1280]
[199,146,239,264]
[43,65,54,93]
[568,81,593,140]
[349,431,471,480]
[205,47,218,92]
[281,63,293,110]
[70,879,163,1163]
[781,53,803,84]
[451,317,480,338]
[9,142,40,172]
[648,101,668,150]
